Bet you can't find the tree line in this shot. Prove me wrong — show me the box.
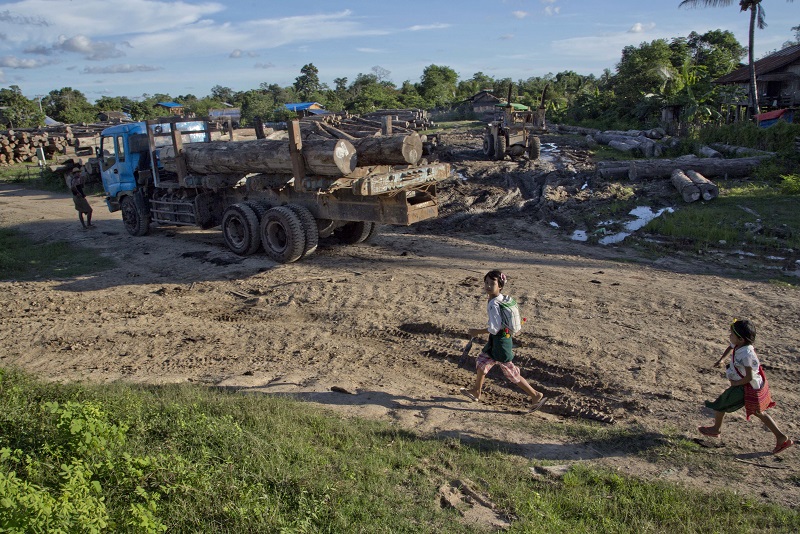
[1,26,797,132]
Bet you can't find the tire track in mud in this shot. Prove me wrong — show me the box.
[333,320,619,424]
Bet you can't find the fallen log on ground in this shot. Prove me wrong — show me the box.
[671,169,701,202]
[709,143,776,158]
[686,169,719,200]
[625,155,769,180]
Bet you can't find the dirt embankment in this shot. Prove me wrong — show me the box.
[1,130,798,510]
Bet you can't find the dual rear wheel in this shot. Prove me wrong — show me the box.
[222,202,312,263]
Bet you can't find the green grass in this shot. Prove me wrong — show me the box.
[0,227,115,281]
[0,163,67,192]
[1,368,798,533]
[643,181,800,252]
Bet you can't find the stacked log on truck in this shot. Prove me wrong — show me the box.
[298,112,439,156]
[99,117,451,263]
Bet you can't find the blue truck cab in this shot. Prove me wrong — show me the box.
[98,122,149,211]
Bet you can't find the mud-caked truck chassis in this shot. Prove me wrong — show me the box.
[99,117,450,263]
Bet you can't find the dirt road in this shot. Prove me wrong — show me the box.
[1,137,798,509]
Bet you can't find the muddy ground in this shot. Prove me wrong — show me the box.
[1,128,798,518]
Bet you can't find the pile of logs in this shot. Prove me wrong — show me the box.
[0,127,72,165]
[671,169,719,203]
[359,108,436,130]
[297,113,438,157]
[0,121,130,167]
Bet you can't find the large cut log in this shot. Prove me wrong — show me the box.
[685,169,719,200]
[161,138,357,177]
[671,169,701,203]
[349,133,422,166]
[627,156,768,180]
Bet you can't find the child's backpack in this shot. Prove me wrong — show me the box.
[498,296,524,336]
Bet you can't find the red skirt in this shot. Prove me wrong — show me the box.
[743,367,775,420]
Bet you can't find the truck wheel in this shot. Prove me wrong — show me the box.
[286,204,319,258]
[495,134,507,161]
[528,136,541,160]
[261,206,305,263]
[482,134,495,158]
[334,221,374,244]
[364,223,380,242]
[222,203,261,256]
[121,195,150,236]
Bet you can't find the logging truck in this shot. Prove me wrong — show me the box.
[98,116,449,263]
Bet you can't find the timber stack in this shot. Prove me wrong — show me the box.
[300,111,438,157]
[0,120,135,166]
[0,127,72,165]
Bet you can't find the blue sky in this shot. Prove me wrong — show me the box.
[0,0,797,102]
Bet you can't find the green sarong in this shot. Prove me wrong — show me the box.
[705,385,745,413]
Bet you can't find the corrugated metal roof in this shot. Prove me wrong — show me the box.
[284,102,323,111]
[715,44,800,84]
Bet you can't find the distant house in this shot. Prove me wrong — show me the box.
[714,44,800,119]
[156,102,185,115]
[97,111,132,122]
[284,102,325,117]
[465,90,503,119]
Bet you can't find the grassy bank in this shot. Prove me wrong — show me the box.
[0,227,114,281]
[1,368,798,533]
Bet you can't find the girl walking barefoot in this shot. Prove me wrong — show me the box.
[460,270,546,411]
[699,319,794,455]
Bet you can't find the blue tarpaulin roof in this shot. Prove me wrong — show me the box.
[284,102,322,112]
[156,102,183,108]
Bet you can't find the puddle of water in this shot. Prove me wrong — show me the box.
[596,206,675,245]
[540,142,560,154]
[571,230,588,241]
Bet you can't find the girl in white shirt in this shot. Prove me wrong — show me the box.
[460,270,546,412]
[699,319,793,455]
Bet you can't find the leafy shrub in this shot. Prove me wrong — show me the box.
[780,174,800,195]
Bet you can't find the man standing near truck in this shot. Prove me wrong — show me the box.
[67,166,93,228]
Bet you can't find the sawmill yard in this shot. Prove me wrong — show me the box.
[2,121,800,526]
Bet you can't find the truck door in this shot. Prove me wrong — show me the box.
[99,134,136,198]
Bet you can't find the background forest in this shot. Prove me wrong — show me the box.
[1,27,798,132]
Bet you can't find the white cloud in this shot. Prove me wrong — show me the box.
[254,62,275,69]
[544,6,561,16]
[407,23,450,31]
[229,49,258,58]
[0,55,54,68]
[499,34,514,41]
[356,48,383,53]
[513,11,528,19]
[628,22,656,34]
[82,64,161,74]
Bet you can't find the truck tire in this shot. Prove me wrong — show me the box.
[222,203,261,256]
[121,195,150,236]
[482,134,495,158]
[528,136,541,160]
[261,206,305,263]
[495,134,507,161]
[364,223,380,242]
[286,204,319,258]
[334,221,374,244]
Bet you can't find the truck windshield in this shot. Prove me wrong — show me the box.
[149,121,208,147]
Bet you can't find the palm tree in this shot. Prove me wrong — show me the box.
[679,0,794,116]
